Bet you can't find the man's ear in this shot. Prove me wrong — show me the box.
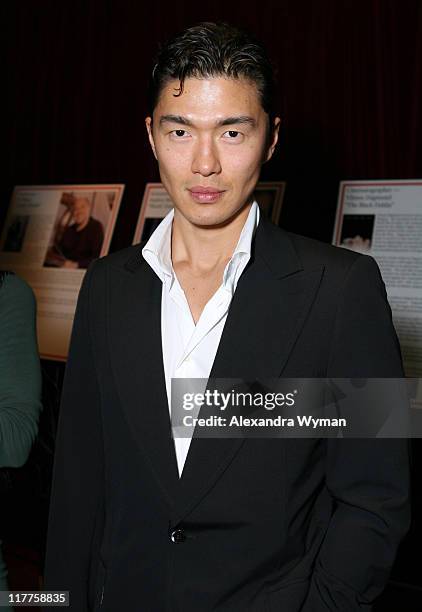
[145,116,157,160]
[264,116,281,163]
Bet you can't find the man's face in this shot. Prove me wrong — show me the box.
[72,198,90,225]
[145,77,280,227]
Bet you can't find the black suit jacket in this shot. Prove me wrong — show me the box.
[44,213,411,611]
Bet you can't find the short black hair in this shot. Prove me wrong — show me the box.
[148,22,277,121]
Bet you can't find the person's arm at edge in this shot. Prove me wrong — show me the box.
[0,274,42,467]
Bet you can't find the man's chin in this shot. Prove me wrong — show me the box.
[174,199,252,229]
[182,211,241,230]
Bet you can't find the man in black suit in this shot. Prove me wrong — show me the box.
[44,22,410,611]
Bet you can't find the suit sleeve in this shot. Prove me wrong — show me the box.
[301,255,411,611]
[43,261,105,611]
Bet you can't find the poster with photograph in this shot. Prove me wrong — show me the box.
[0,184,124,360]
[333,180,422,379]
[132,183,174,245]
[132,181,286,244]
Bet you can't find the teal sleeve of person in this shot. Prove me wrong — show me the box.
[0,273,42,467]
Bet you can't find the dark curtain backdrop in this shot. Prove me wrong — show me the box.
[3,0,422,246]
[2,0,422,599]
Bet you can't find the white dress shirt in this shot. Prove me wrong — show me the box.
[142,201,260,477]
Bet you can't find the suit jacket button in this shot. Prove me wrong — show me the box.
[170,528,186,543]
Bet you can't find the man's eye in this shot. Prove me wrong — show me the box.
[223,130,241,139]
[172,129,188,137]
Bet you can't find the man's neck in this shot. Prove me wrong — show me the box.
[171,202,252,274]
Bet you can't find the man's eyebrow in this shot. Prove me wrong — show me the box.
[159,115,193,126]
[217,116,256,127]
[158,115,256,128]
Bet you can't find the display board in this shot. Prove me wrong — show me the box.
[333,180,422,378]
[0,184,124,360]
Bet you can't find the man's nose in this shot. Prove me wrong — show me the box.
[191,138,222,176]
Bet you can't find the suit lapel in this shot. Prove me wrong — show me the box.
[171,216,324,525]
[108,215,324,520]
[107,258,180,505]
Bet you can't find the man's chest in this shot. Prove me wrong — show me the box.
[173,261,229,325]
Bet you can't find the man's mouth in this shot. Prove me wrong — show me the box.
[188,187,226,203]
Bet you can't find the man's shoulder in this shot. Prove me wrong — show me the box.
[280,228,382,289]
[80,244,147,300]
[259,216,364,275]
[285,230,360,269]
[91,243,144,272]
[279,228,374,274]
[260,219,380,288]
